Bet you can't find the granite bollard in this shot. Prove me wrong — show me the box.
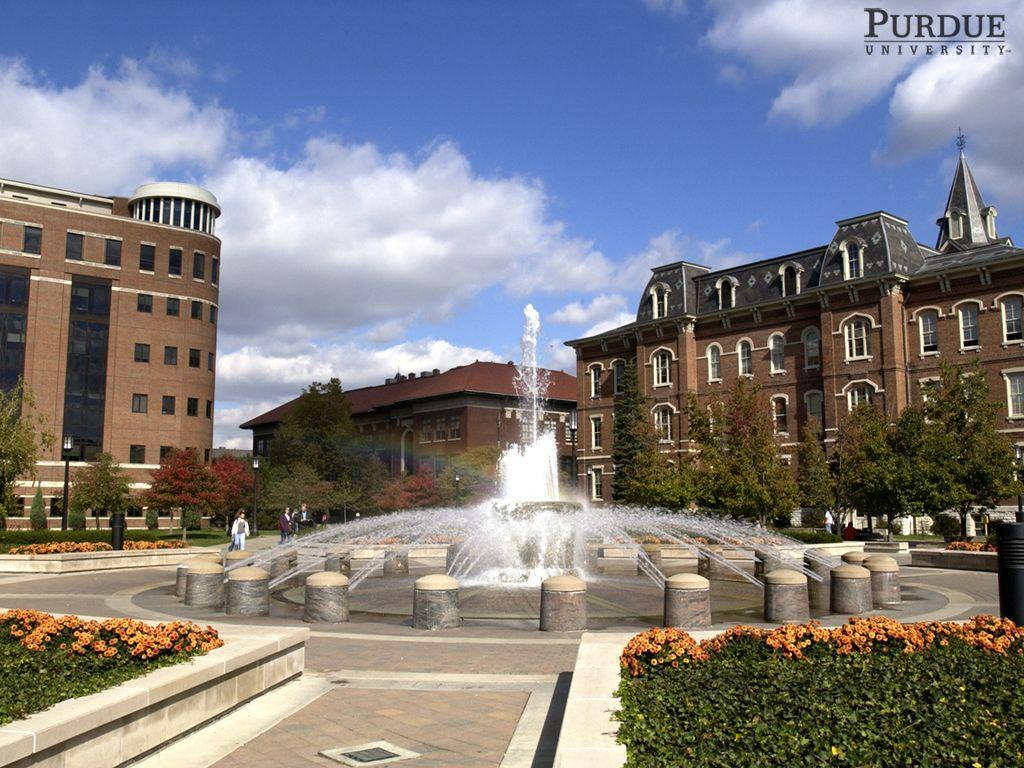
[224,550,251,569]
[174,564,188,599]
[804,556,833,613]
[831,564,873,614]
[184,559,224,608]
[763,569,809,623]
[863,555,901,607]
[226,566,270,616]
[540,575,587,632]
[304,571,350,623]
[841,551,870,567]
[413,574,460,630]
[663,573,711,628]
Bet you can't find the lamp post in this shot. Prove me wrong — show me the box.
[252,456,260,536]
[569,410,578,488]
[453,473,461,506]
[61,436,74,531]
[1015,445,1023,524]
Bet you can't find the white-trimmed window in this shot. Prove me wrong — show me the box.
[769,334,785,373]
[958,303,980,349]
[591,468,604,500]
[651,285,669,319]
[589,364,602,398]
[772,396,788,434]
[1006,372,1024,418]
[707,344,721,381]
[844,317,870,360]
[803,327,820,369]
[590,415,602,449]
[717,278,736,310]
[738,340,752,376]
[653,351,672,386]
[781,264,801,297]
[843,242,863,280]
[950,213,964,240]
[919,310,939,354]
[847,382,875,410]
[612,360,625,394]
[805,391,824,429]
[1002,296,1023,342]
[654,406,673,441]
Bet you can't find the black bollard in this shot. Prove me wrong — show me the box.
[996,522,1024,625]
[111,511,126,551]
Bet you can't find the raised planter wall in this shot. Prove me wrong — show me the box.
[910,549,998,572]
[0,547,208,574]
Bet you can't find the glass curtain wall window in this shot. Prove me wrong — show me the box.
[62,279,110,460]
[0,269,29,393]
[920,311,939,353]
[959,305,980,348]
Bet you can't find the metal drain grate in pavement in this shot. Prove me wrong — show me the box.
[319,741,420,766]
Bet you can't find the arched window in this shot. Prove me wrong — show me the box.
[847,381,876,411]
[780,264,801,297]
[651,285,669,319]
[717,278,736,310]
[769,334,786,373]
[707,344,722,381]
[654,406,673,441]
[612,360,626,394]
[653,351,672,386]
[738,340,752,376]
[843,317,871,360]
[802,327,820,369]
[843,242,863,280]
[958,303,980,349]
[950,213,964,240]
[772,396,788,434]
[589,365,602,398]
[985,208,997,239]
[1001,295,1023,343]
[805,391,824,432]
[919,309,940,354]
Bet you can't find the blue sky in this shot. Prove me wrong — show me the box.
[1,0,1022,446]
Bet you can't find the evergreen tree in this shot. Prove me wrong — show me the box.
[611,359,654,502]
[29,488,47,531]
[795,419,834,524]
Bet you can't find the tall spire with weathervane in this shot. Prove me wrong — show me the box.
[936,129,998,252]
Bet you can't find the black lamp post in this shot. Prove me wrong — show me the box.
[995,446,1024,623]
[252,456,260,536]
[60,436,74,531]
[453,473,461,506]
[569,410,578,487]
[1015,446,1023,524]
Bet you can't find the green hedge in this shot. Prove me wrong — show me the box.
[616,635,1024,767]
[778,527,840,544]
[0,529,159,553]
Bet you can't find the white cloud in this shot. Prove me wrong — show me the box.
[616,229,759,293]
[583,311,637,337]
[548,293,628,326]
[642,0,687,17]
[0,58,230,194]
[544,340,578,374]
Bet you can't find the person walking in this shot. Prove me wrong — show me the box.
[824,509,835,535]
[231,511,250,551]
[278,507,290,544]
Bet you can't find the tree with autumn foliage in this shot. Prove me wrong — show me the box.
[210,455,254,527]
[70,452,132,529]
[144,449,220,540]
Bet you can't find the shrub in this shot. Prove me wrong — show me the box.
[946,540,996,552]
[778,527,840,544]
[7,540,187,555]
[145,507,159,531]
[29,490,47,531]
[0,609,222,725]
[0,529,158,553]
[181,508,201,530]
[931,513,961,538]
[617,617,1024,767]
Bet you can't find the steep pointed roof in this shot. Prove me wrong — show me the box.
[936,152,995,252]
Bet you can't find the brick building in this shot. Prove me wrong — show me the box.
[566,152,1024,507]
[240,360,577,477]
[1,177,221,517]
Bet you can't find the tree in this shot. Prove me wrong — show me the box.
[795,419,834,525]
[259,462,338,529]
[70,452,132,527]
[835,404,894,538]
[271,378,356,475]
[376,470,449,512]
[144,450,220,540]
[922,361,1020,537]
[611,359,654,502]
[210,456,254,527]
[30,488,47,530]
[0,381,53,529]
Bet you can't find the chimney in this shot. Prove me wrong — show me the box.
[432,368,440,375]
[408,372,416,379]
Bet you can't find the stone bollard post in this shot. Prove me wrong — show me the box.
[540,575,587,632]
[663,573,711,628]
[270,554,293,579]
[175,563,189,599]
[763,569,809,623]
[184,560,224,609]
[863,555,901,607]
[413,574,460,630]
[830,564,873,614]
[384,551,410,575]
[841,551,870,567]
[304,572,350,623]
[226,567,270,616]
[804,556,833,613]
[224,550,251,569]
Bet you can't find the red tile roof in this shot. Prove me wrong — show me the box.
[239,361,576,429]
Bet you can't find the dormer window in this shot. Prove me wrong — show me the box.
[843,242,863,280]
[780,263,802,297]
[717,278,736,310]
[984,207,997,239]
[950,213,964,240]
[651,284,669,319]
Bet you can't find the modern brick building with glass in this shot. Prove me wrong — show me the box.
[0,177,221,517]
[567,152,1024,509]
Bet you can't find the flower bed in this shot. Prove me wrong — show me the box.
[946,540,997,552]
[5,540,188,555]
[616,616,1024,767]
[0,609,222,726]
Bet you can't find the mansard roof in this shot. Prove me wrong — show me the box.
[635,260,708,322]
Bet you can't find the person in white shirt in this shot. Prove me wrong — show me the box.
[231,511,250,551]
[824,509,835,535]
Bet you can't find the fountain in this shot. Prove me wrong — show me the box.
[220,305,843,624]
